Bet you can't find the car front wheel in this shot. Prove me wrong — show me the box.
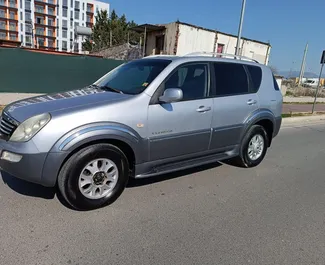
[58,144,129,210]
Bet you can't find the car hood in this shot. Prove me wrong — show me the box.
[4,87,132,122]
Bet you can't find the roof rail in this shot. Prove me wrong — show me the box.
[144,54,178,58]
[184,52,259,63]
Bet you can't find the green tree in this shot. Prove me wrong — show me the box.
[83,9,141,52]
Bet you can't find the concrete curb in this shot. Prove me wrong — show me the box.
[282,115,325,126]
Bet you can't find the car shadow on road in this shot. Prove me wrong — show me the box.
[1,171,56,199]
[127,161,222,188]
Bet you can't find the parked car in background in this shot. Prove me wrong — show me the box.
[303,79,319,88]
[0,52,283,210]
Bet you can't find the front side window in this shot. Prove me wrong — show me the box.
[163,63,208,101]
[213,62,249,96]
[95,59,171,95]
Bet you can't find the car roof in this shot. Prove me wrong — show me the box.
[143,54,266,68]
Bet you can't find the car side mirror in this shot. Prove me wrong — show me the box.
[159,88,183,103]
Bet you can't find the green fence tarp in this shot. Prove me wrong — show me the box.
[0,48,124,93]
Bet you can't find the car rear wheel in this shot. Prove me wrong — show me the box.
[57,144,129,210]
[233,125,269,168]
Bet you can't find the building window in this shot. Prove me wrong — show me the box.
[70,0,73,8]
[62,7,67,17]
[10,34,16,40]
[0,0,5,6]
[48,39,53,48]
[82,13,84,20]
[86,15,91,22]
[74,11,79,19]
[35,5,43,13]
[70,10,73,18]
[74,21,79,27]
[48,0,54,4]
[70,31,72,39]
[20,0,22,7]
[75,1,79,9]
[9,0,15,8]
[36,27,44,35]
[20,22,23,31]
[62,40,67,50]
[37,38,44,47]
[20,34,23,42]
[62,19,67,28]
[62,0,67,6]
[0,32,6,39]
[9,11,15,19]
[36,16,43,24]
[9,22,16,31]
[0,10,5,18]
[62,29,67,38]
[25,24,32,33]
[82,2,84,10]
[70,20,73,27]
[20,11,23,20]
[74,43,79,52]
[48,28,53,36]
[56,40,58,48]
[48,7,54,15]
[0,21,6,30]
[25,12,31,21]
[24,0,30,10]
[48,18,54,26]
[25,35,31,44]
[87,4,92,13]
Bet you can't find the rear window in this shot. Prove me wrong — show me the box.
[272,75,280,91]
[246,65,262,93]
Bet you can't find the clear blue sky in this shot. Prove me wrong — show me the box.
[107,0,325,74]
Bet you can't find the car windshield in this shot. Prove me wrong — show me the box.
[95,59,172,95]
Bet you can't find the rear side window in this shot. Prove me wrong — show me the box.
[272,75,280,91]
[213,62,249,96]
[246,65,262,92]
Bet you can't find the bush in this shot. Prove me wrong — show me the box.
[286,87,325,98]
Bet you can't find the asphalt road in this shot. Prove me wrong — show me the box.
[283,103,325,113]
[1,121,325,265]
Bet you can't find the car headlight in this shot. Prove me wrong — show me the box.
[10,113,51,142]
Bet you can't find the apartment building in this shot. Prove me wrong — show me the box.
[0,0,109,52]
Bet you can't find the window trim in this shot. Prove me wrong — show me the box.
[150,61,212,105]
[210,61,256,98]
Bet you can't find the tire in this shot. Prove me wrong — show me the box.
[233,125,269,168]
[57,144,129,211]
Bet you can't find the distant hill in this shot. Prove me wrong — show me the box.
[278,70,325,79]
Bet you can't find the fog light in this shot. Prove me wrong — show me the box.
[1,151,22,162]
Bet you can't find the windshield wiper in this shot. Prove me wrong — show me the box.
[100,85,124,94]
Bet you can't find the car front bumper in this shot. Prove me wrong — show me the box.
[0,139,57,187]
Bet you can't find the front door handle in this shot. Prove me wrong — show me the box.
[196,106,212,113]
[247,99,257,105]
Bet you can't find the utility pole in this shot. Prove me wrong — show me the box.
[235,0,246,56]
[109,30,112,47]
[298,43,308,85]
[312,50,325,114]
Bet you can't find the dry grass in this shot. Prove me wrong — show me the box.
[286,87,325,98]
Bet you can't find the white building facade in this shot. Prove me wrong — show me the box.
[139,21,271,65]
[0,0,109,52]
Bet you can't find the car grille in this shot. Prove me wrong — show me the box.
[0,113,18,140]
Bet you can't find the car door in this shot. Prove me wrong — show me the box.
[209,62,260,150]
[148,62,213,161]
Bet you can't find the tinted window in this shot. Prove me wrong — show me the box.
[96,59,171,95]
[246,65,262,92]
[213,62,249,96]
[164,63,208,101]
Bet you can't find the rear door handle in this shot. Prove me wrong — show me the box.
[196,106,212,113]
[247,99,257,105]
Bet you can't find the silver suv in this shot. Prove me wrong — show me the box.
[0,53,283,210]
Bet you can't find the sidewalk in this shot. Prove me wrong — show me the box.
[283,96,325,103]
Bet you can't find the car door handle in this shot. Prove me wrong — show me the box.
[196,106,212,113]
[247,99,257,105]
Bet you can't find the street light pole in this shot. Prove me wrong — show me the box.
[235,0,246,56]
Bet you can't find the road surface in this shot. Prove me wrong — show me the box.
[1,121,325,265]
[283,103,325,113]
